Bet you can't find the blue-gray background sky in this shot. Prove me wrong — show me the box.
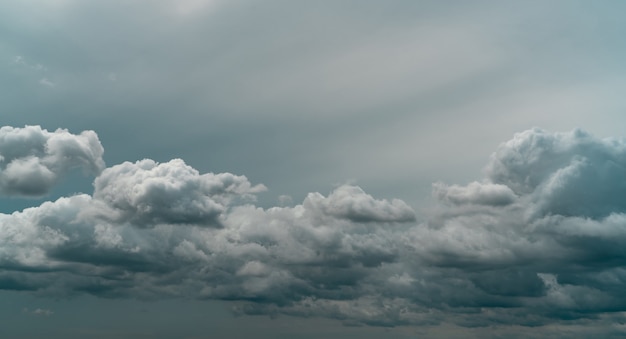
[2,1,626,338]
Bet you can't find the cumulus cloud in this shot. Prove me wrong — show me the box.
[0,126,104,196]
[3,125,626,333]
[302,185,416,223]
[91,158,265,227]
[486,128,626,218]
[402,128,626,327]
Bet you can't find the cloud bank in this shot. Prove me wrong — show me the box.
[2,125,626,333]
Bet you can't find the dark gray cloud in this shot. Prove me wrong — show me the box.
[0,125,104,197]
[2,126,626,334]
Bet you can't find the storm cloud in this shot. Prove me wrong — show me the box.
[2,126,626,332]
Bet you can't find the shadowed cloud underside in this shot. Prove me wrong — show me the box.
[2,125,626,330]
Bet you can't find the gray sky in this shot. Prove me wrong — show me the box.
[2,1,626,338]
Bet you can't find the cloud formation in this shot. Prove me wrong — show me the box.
[0,126,104,196]
[486,128,626,218]
[2,126,626,334]
[92,158,265,227]
[303,185,416,223]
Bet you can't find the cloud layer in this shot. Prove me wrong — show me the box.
[2,126,626,333]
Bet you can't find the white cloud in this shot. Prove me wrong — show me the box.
[303,185,416,223]
[39,78,55,87]
[0,126,104,197]
[91,158,265,227]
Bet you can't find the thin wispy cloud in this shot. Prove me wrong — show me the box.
[23,307,54,316]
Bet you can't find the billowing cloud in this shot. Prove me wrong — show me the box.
[91,158,266,227]
[486,128,626,218]
[404,127,626,328]
[302,185,416,223]
[0,125,104,196]
[3,126,626,334]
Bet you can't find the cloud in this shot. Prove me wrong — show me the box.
[0,126,105,196]
[23,307,54,316]
[432,181,517,206]
[13,56,47,71]
[91,158,265,227]
[39,78,55,87]
[401,128,626,328]
[486,128,626,218]
[303,185,416,223]
[3,125,626,333]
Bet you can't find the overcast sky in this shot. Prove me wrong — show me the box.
[2,1,626,338]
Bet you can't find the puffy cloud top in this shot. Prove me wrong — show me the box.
[93,158,266,227]
[486,128,626,218]
[303,185,416,223]
[0,125,104,196]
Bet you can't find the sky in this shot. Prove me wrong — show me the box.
[2,0,626,338]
